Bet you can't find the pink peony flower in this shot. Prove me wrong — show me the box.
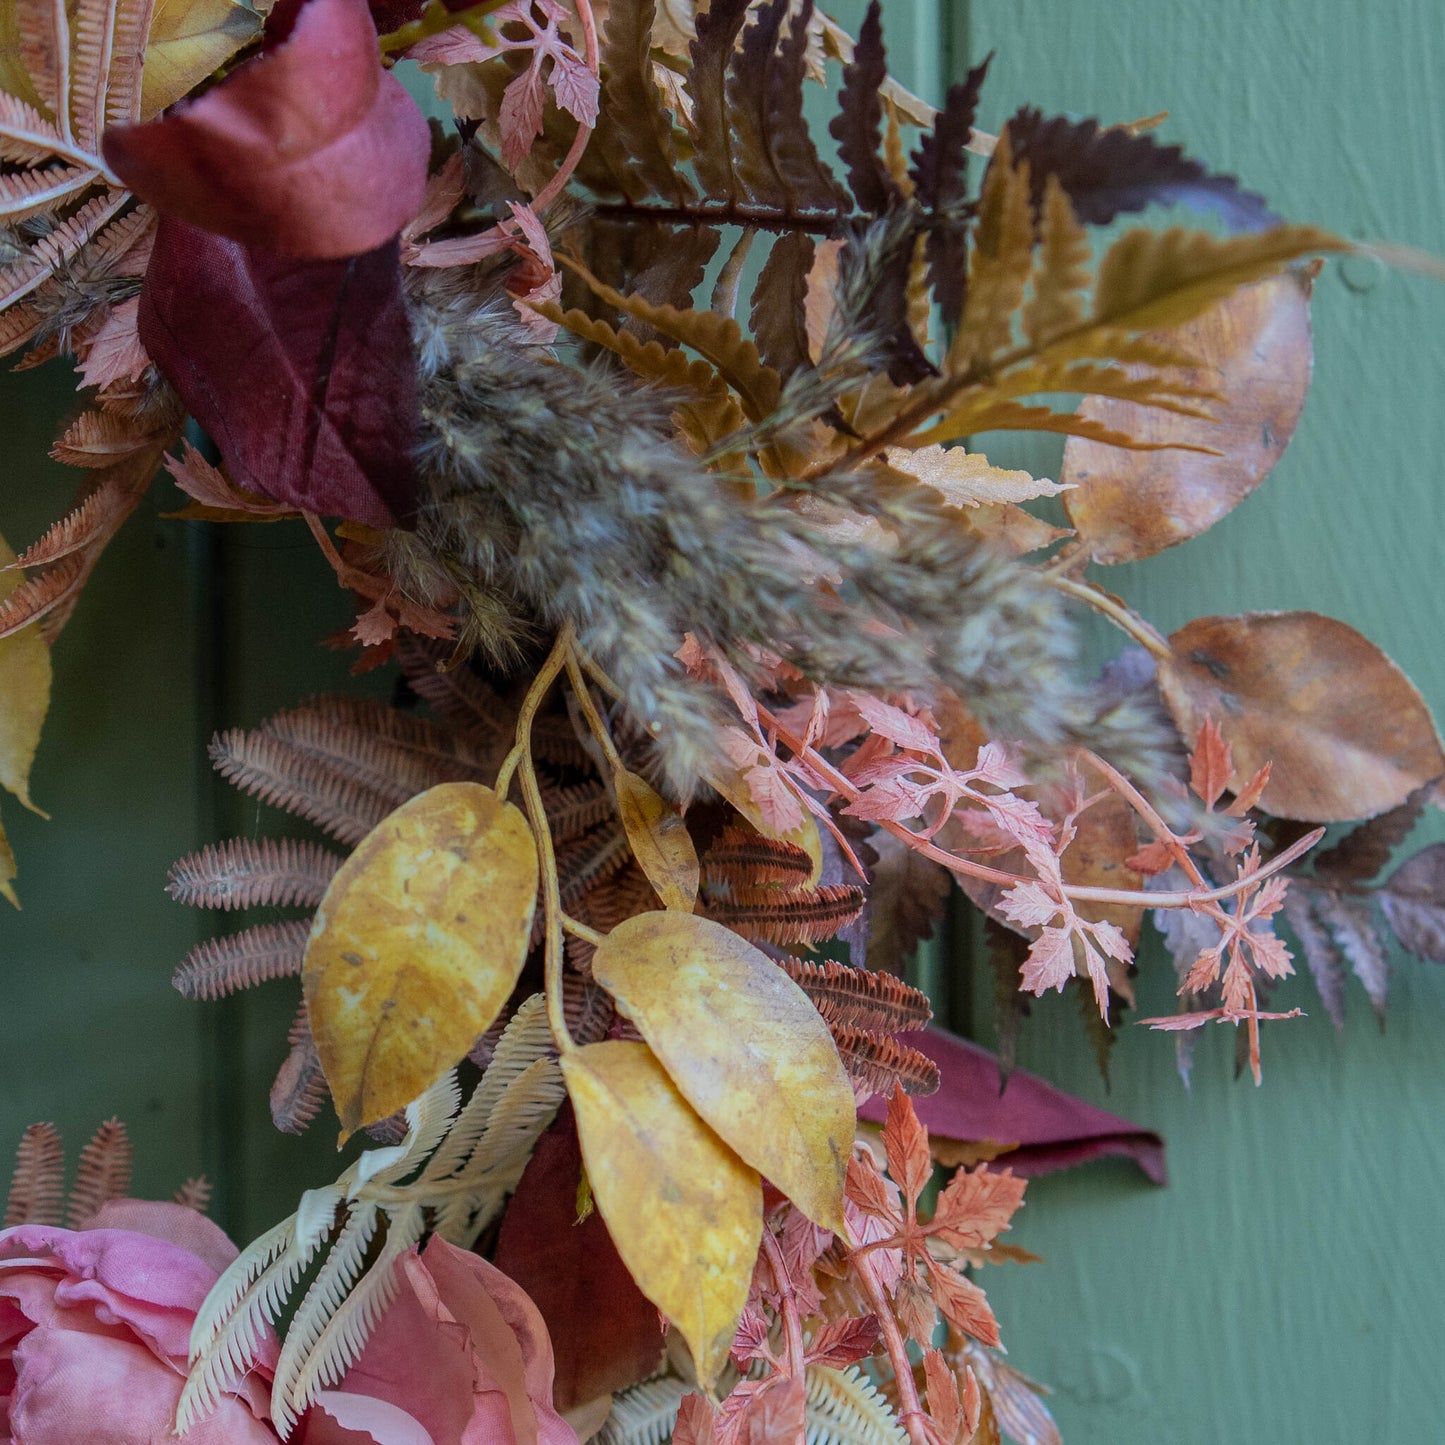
[0,1200,575,1445]
[297,1235,578,1445]
[0,1198,277,1443]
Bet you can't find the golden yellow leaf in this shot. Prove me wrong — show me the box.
[561,1040,761,1390]
[614,769,699,912]
[706,764,824,888]
[304,782,538,1134]
[591,912,854,1232]
[140,0,263,120]
[0,534,51,815]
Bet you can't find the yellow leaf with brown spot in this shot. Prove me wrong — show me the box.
[304,782,537,1134]
[561,1040,760,1389]
[614,769,698,912]
[591,912,853,1232]
[0,533,51,818]
[141,0,262,120]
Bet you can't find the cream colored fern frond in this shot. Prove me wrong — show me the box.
[597,1373,689,1445]
[804,1365,908,1445]
[176,995,564,1439]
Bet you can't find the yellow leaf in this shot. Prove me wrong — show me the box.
[707,764,824,888]
[561,1039,761,1389]
[0,534,51,814]
[591,912,854,1233]
[140,0,263,121]
[0,816,16,909]
[304,782,538,1135]
[896,445,1068,510]
[614,769,699,912]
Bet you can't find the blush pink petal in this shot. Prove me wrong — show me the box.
[81,1201,240,1277]
[303,1390,437,1445]
[8,1327,277,1444]
[103,0,429,258]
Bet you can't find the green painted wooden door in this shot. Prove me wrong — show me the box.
[4,2,1445,1440]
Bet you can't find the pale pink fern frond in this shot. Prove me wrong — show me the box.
[3,1122,65,1226]
[65,1118,132,1228]
[173,919,313,1001]
[167,837,342,912]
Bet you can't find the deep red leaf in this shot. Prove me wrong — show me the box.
[140,217,419,528]
[104,0,429,259]
[493,1104,667,1412]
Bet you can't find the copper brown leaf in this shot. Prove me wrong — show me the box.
[1158,612,1445,822]
[1062,271,1315,563]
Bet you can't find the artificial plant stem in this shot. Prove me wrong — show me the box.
[494,629,573,798]
[759,1226,806,1381]
[845,1225,931,1445]
[1047,575,1173,660]
[563,648,627,775]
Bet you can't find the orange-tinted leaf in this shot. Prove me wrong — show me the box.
[930,1166,1026,1251]
[1062,271,1315,563]
[928,1261,999,1346]
[1189,718,1233,809]
[140,0,263,121]
[590,912,854,1232]
[561,1040,761,1390]
[614,769,699,912]
[1158,612,1445,822]
[882,1088,932,1206]
[1059,791,1143,994]
[304,782,537,1133]
[0,532,50,823]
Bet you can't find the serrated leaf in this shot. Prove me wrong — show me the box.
[751,231,815,380]
[0,533,50,817]
[590,911,854,1231]
[685,0,750,201]
[827,1,897,214]
[304,782,538,1134]
[614,768,699,912]
[1063,271,1315,563]
[1158,612,1445,822]
[1314,787,1428,885]
[561,1039,761,1389]
[140,0,263,121]
[1380,844,1445,964]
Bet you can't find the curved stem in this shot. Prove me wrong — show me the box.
[1047,575,1172,660]
[560,912,603,945]
[759,1227,806,1381]
[528,0,599,216]
[564,647,626,774]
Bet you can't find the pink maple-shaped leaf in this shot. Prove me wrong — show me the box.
[847,690,939,754]
[882,1084,933,1206]
[929,1167,1026,1254]
[806,1314,881,1370]
[1018,926,1075,996]
[673,1394,719,1445]
[105,0,430,259]
[927,1260,999,1347]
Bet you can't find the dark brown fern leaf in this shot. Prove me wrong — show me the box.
[174,1176,213,1213]
[208,728,391,844]
[703,825,815,893]
[555,820,632,908]
[1313,787,1430,886]
[707,882,865,947]
[173,919,312,1001]
[686,0,751,202]
[831,1023,940,1098]
[566,861,660,972]
[773,955,932,1033]
[4,1122,65,1226]
[65,1118,132,1228]
[166,837,342,911]
[541,779,613,842]
[273,693,504,774]
[395,635,509,738]
[271,1002,330,1135]
[827,1,899,217]
[565,973,616,1046]
[750,231,815,381]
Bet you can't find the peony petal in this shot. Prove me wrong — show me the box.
[81,1200,239,1276]
[9,1328,278,1444]
[104,0,430,259]
[302,1389,436,1445]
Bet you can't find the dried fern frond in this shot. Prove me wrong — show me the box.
[173,919,312,1000]
[555,820,632,907]
[65,1117,131,1227]
[805,1364,908,1445]
[707,882,865,947]
[830,1023,940,1098]
[167,837,342,911]
[704,825,816,893]
[3,1121,65,1226]
[774,956,932,1034]
[174,1176,213,1214]
[180,998,565,1435]
[597,1372,689,1445]
[271,1001,331,1136]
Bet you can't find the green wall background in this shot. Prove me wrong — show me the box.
[3,2,1444,1440]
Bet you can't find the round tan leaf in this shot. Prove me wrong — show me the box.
[0,533,51,814]
[561,1040,761,1389]
[304,782,538,1134]
[591,912,854,1232]
[1062,271,1315,564]
[1158,612,1445,822]
[614,769,699,912]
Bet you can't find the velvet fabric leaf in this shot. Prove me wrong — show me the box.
[104,0,430,259]
[857,1025,1167,1184]
[140,218,418,528]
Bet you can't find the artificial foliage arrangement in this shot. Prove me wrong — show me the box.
[2,0,1444,1440]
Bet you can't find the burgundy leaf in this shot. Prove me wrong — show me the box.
[104,0,429,259]
[827,0,899,216]
[140,217,418,528]
[857,1025,1167,1184]
[493,1104,667,1411]
[1005,106,1275,230]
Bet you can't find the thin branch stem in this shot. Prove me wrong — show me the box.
[560,912,603,945]
[759,1227,806,1382]
[528,0,598,216]
[845,1220,930,1445]
[564,648,626,775]
[1047,575,1172,661]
